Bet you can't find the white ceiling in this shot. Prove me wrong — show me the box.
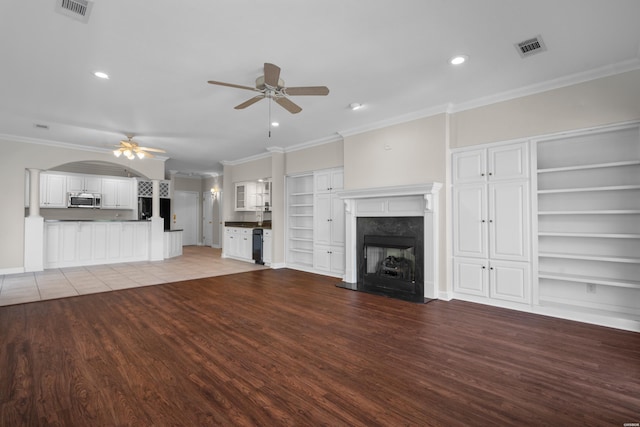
[1,0,639,176]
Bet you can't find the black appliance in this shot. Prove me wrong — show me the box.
[138,197,171,231]
[252,228,264,265]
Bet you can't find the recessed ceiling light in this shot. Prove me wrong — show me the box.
[93,71,109,79]
[271,122,279,127]
[450,55,468,65]
[349,103,363,110]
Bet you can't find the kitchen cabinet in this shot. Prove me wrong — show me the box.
[67,174,102,193]
[313,245,345,276]
[234,180,271,212]
[136,179,171,198]
[40,172,67,208]
[315,168,344,193]
[223,227,253,262]
[452,141,531,304]
[102,177,134,209]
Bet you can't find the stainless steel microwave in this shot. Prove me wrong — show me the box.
[68,192,101,208]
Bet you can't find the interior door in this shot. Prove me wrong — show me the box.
[174,191,199,246]
[203,192,214,247]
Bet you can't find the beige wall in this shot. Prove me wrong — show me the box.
[0,137,165,271]
[344,114,447,190]
[450,69,640,148]
[285,140,344,175]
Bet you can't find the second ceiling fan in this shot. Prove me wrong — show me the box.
[207,63,329,114]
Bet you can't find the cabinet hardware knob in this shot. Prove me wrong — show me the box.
[481,173,485,176]
[482,266,486,269]
[490,267,494,270]
[489,220,493,223]
[489,172,493,176]
[481,220,486,223]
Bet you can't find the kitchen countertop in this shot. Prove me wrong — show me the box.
[224,221,272,229]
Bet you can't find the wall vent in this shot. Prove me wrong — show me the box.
[515,35,547,58]
[55,0,93,23]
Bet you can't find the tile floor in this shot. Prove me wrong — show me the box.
[0,246,267,306]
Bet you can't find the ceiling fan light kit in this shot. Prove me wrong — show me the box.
[113,136,165,160]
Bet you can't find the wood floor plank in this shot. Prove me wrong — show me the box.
[1,268,639,426]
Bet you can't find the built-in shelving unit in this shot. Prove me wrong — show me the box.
[286,174,315,270]
[535,124,640,327]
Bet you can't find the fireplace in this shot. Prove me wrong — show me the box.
[358,217,424,302]
[337,183,442,302]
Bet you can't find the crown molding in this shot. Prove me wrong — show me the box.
[219,149,273,166]
[449,57,640,113]
[282,133,343,153]
[337,104,451,139]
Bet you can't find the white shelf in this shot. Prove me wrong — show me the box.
[539,252,640,264]
[539,232,640,239]
[538,185,640,194]
[537,160,640,174]
[538,210,640,215]
[289,248,313,254]
[290,237,313,242]
[290,203,313,207]
[290,192,313,197]
[538,271,640,289]
[289,214,313,217]
[289,226,313,230]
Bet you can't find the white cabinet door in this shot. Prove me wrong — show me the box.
[453,149,485,184]
[238,228,252,260]
[263,230,272,264]
[314,169,344,193]
[489,260,531,303]
[314,193,332,245]
[453,257,488,296]
[67,175,103,193]
[313,246,332,272]
[454,142,528,183]
[489,181,529,261]
[453,184,487,259]
[488,143,529,181]
[330,194,345,246]
[102,178,134,209]
[40,173,67,208]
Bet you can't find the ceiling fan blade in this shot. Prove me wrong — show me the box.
[208,80,259,92]
[263,63,281,88]
[138,147,166,153]
[139,151,156,159]
[284,86,330,96]
[235,95,265,110]
[275,97,302,114]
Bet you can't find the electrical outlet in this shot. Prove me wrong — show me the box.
[586,283,596,294]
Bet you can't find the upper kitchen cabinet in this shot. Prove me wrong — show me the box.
[453,142,529,184]
[40,172,67,208]
[67,174,102,194]
[234,179,271,211]
[102,177,134,209]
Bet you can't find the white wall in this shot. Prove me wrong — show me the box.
[0,137,165,272]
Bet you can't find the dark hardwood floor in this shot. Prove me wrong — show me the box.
[1,268,638,426]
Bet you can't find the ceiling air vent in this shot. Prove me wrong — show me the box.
[515,35,547,58]
[55,0,94,23]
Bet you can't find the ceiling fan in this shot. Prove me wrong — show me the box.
[207,63,329,114]
[113,136,166,160]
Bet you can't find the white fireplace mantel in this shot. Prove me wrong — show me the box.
[337,183,442,300]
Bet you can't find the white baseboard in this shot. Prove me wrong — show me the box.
[0,266,25,276]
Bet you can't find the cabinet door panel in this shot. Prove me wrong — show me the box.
[453,184,487,258]
[489,260,530,303]
[453,149,485,184]
[488,143,529,181]
[313,246,331,272]
[453,258,487,296]
[314,193,331,245]
[489,182,529,261]
[330,194,345,246]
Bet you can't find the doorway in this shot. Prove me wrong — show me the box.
[173,191,199,246]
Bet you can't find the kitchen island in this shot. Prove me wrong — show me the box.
[44,220,183,268]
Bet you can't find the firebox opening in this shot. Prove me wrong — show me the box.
[356,217,424,303]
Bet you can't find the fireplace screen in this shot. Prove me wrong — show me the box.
[365,244,415,282]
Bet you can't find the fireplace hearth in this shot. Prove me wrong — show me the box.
[358,217,424,302]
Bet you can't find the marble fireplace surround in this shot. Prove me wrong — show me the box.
[337,183,442,300]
